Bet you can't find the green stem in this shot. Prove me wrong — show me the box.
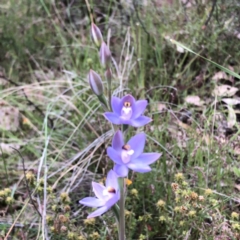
[112,204,120,222]
[106,67,112,111]
[119,177,125,240]
[97,94,109,111]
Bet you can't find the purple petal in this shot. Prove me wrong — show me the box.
[113,164,129,177]
[118,118,132,125]
[106,170,119,191]
[127,133,146,159]
[79,197,104,207]
[92,182,105,199]
[129,116,152,127]
[131,153,162,165]
[104,112,122,124]
[111,96,122,115]
[107,147,122,164]
[131,100,148,119]
[120,95,135,109]
[105,191,120,209]
[112,130,124,151]
[87,205,108,218]
[127,163,152,173]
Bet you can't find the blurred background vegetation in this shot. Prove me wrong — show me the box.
[0,0,240,239]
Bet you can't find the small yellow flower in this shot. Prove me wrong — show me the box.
[6,197,14,204]
[139,234,146,240]
[182,181,188,188]
[179,221,185,226]
[130,188,138,197]
[51,205,57,212]
[39,178,44,186]
[89,231,100,240]
[125,178,132,186]
[232,223,240,231]
[210,199,218,206]
[125,210,132,218]
[84,218,96,226]
[159,216,166,223]
[231,212,239,220]
[188,210,196,217]
[175,197,180,203]
[60,192,68,200]
[67,232,77,240]
[174,173,184,183]
[0,190,5,198]
[77,236,86,240]
[60,192,70,203]
[26,171,35,183]
[174,206,181,213]
[47,186,53,194]
[4,188,11,195]
[156,199,166,210]
[143,213,152,221]
[182,190,189,197]
[204,188,213,196]
[37,186,43,193]
[46,215,53,224]
[22,117,31,125]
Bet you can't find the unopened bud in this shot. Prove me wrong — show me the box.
[99,42,111,67]
[90,23,103,47]
[88,69,103,96]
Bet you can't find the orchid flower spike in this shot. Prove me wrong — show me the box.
[107,130,161,177]
[79,170,120,218]
[104,95,152,127]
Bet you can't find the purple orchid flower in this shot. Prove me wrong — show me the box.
[79,170,120,218]
[104,95,152,127]
[107,130,161,177]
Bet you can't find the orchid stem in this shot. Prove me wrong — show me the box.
[112,204,120,239]
[106,67,112,111]
[119,177,125,240]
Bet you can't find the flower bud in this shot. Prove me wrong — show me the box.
[90,23,103,47]
[88,69,103,96]
[99,42,111,67]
